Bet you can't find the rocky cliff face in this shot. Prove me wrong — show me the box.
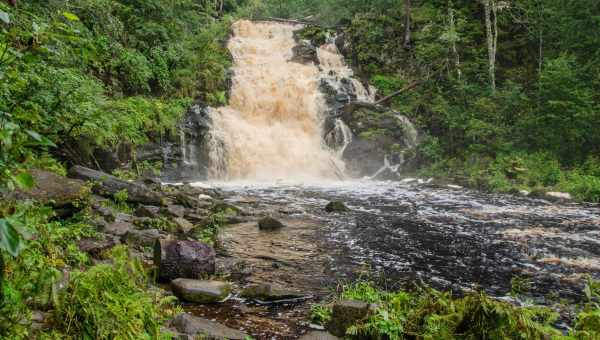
[161,101,214,182]
[338,102,418,178]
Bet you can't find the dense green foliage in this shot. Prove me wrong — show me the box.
[56,246,179,339]
[261,0,600,201]
[313,280,600,339]
[0,0,247,190]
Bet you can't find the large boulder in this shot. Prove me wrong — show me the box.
[171,313,248,340]
[171,279,231,303]
[336,102,418,178]
[154,240,216,281]
[68,166,165,206]
[9,169,86,207]
[240,283,306,302]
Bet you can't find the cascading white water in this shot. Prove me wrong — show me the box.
[206,20,367,181]
[207,20,336,181]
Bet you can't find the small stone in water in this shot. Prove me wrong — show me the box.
[325,201,349,213]
[258,216,286,230]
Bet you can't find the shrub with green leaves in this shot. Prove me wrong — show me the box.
[55,246,178,339]
[315,281,563,339]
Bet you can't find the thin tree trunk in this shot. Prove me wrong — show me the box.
[403,0,412,49]
[483,0,497,94]
[449,7,462,80]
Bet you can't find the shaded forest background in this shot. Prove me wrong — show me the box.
[1,1,600,339]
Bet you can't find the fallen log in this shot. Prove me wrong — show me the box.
[374,80,420,105]
[154,240,216,281]
[68,165,165,206]
[265,17,322,27]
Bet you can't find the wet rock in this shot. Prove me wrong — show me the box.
[339,102,419,178]
[68,165,165,206]
[291,42,319,65]
[161,204,186,218]
[258,217,286,231]
[171,279,231,303]
[327,300,372,337]
[212,202,243,215]
[134,205,160,218]
[240,283,306,302]
[78,235,120,257]
[154,240,216,281]
[30,310,51,332]
[325,201,349,213]
[171,313,248,339]
[299,331,340,340]
[216,258,252,281]
[103,220,134,236]
[9,169,86,207]
[175,192,212,209]
[94,205,116,223]
[174,217,195,234]
[124,229,163,247]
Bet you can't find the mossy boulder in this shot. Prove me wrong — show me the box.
[240,283,305,302]
[9,169,87,207]
[171,279,231,303]
[327,300,373,337]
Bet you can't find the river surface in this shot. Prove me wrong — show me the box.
[184,180,600,338]
[213,180,600,300]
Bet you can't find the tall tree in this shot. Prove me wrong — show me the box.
[403,0,412,49]
[482,0,498,94]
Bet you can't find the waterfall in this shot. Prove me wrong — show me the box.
[206,20,353,181]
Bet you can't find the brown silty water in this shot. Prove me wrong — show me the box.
[207,20,345,181]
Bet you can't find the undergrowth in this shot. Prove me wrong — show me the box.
[56,246,180,339]
[313,280,600,339]
[0,203,179,339]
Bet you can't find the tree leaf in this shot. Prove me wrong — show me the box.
[26,130,56,147]
[0,219,23,257]
[13,172,35,189]
[0,11,10,25]
[62,11,80,22]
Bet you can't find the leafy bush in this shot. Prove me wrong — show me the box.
[316,281,564,339]
[55,246,178,339]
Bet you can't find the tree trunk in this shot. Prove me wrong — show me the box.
[154,239,216,281]
[0,253,4,304]
[483,0,497,94]
[68,165,165,206]
[403,0,412,49]
[449,7,462,79]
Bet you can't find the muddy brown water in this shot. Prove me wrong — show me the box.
[184,180,600,339]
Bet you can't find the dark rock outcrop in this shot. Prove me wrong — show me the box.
[291,42,319,65]
[161,100,214,182]
[154,240,215,281]
[338,102,418,177]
